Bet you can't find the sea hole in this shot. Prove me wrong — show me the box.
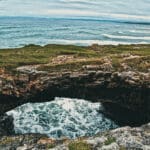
[7,97,119,139]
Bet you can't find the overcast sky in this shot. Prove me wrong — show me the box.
[0,0,150,21]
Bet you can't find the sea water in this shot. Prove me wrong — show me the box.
[7,97,118,139]
[0,17,150,49]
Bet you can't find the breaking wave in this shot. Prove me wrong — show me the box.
[103,34,150,40]
[0,17,150,48]
[7,97,118,139]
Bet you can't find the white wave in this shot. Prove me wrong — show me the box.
[103,34,150,40]
[129,30,150,34]
[47,39,131,46]
[0,39,149,49]
[7,97,118,139]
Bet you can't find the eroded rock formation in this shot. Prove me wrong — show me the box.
[0,67,149,126]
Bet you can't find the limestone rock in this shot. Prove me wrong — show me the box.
[0,123,149,150]
[100,143,119,150]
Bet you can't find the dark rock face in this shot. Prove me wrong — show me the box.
[102,102,148,126]
[0,114,14,137]
[0,70,149,126]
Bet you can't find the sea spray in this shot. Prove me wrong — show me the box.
[7,97,118,139]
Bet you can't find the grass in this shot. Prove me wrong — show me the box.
[46,143,55,149]
[37,58,105,72]
[0,44,90,71]
[0,137,20,145]
[104,137,116,145]
[123,56,150,72]
[119,146,127,150]
[68,141,91,150]
[0,44,149,74]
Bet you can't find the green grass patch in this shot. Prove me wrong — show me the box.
[119,146,127,150]
[37,59,104,72]
[0,44,149,74]
[104,137,116,145]
[68,141,91,150]
[46,143,55,149]
[124,56,150,72]
[0,137,20,145]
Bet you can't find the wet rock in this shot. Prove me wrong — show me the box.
[0,114,14,137]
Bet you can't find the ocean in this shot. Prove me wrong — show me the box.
[0,17,150,48]
[1,0,150,139]
[7,97,118,139]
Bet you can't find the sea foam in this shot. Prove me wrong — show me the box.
[0,17,150,48]
[7,97,118,139]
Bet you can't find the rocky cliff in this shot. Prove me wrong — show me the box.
[0,44,149,149]
[0,66,149,125]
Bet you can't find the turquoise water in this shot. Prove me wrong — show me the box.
[1,0,149,140]
[0,0,150,48]
[0,17,150,48]
[7,97,118,139]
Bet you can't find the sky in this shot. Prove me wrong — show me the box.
[0,0,150,22]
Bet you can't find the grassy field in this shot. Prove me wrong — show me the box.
[0,44,149,74]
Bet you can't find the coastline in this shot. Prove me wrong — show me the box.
[0,44,149,149]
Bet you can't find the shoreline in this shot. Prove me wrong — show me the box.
[1,43,150,50]
[1,16,150,49]
[0,44,149,149]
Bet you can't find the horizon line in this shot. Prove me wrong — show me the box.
[0,16,150,25]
